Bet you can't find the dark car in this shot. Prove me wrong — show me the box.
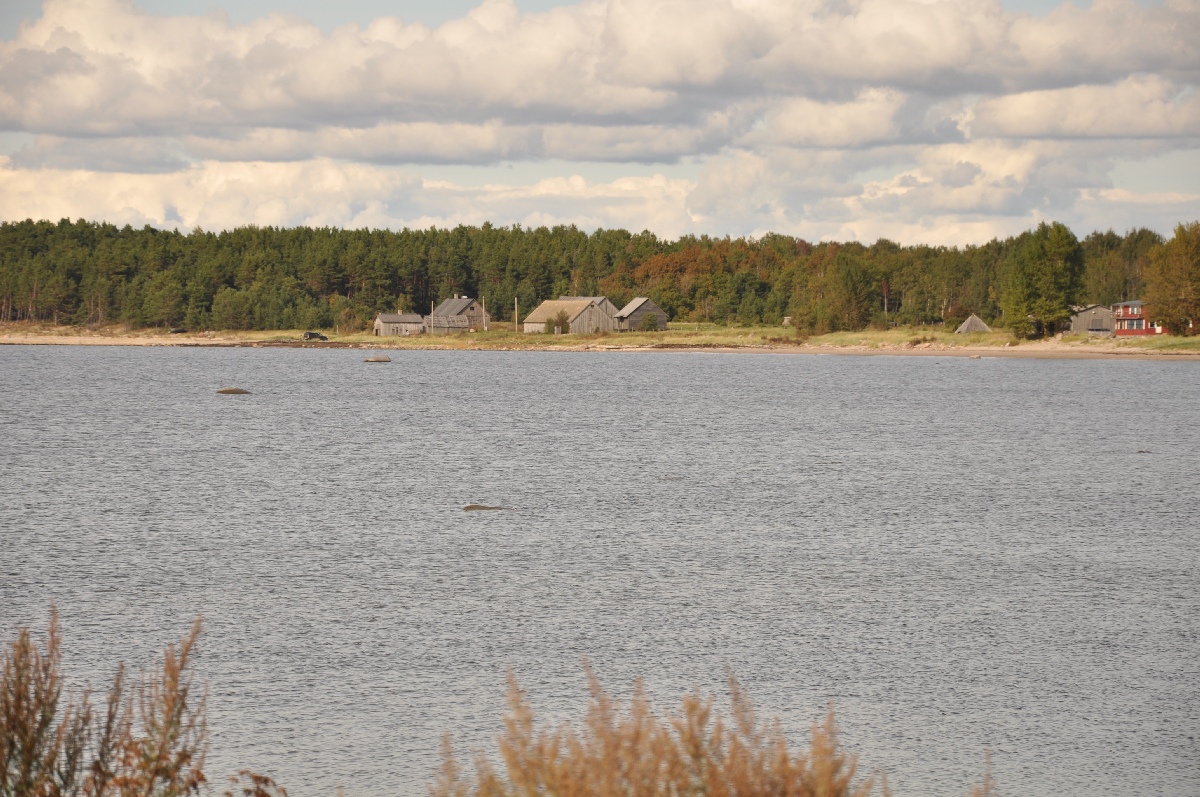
[302,331,329,341]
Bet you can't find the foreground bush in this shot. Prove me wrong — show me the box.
[433,670,997,797]
[3,617,994,797]
[0,613,283,797]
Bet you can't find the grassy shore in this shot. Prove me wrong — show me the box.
[3,321,1199,358]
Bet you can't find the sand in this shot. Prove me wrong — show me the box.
[3,327,1198,361]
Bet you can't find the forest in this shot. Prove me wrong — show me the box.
[1,217,1196,335]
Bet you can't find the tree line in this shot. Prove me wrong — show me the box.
[1,217,1196,335]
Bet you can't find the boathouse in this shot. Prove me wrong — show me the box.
[426,296,490,334]
[373,313,425,336]
[1067,305,1115,336]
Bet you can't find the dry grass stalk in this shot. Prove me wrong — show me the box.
[1,612,277,797]
[432,668,881,797]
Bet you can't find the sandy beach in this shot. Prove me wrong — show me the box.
[3,324,1199,360]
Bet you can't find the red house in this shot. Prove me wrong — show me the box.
[1113,301,1165,336]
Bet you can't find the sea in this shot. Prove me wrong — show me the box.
[1,345,1197,797]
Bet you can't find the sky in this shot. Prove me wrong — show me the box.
[0,0,1197,245]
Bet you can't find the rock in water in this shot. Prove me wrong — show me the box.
[216,387,251,394]
[365,355,392,363]
[463,504,511,511]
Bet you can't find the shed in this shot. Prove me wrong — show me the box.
[1067,304,1115,336]
[522,298,617,334]
[955,314,992,334]
[426,296,490,334]
[373,313,425,336]
[615,297,668,331]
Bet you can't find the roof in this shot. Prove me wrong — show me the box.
[376,313,424,323]
[1113,300,1144,307]
[955,313,992,333]
[523,299,595,324]
[559,296,615,311]
[430,297,477,317]
[1070,304,1112,315]
[615,297,652,318]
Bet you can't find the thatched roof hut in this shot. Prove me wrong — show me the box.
[955,314,992,334]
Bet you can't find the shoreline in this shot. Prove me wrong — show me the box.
[3,328,1199,361]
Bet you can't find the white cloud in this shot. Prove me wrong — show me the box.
[965,75,1200,139]
[0,0,1197,243]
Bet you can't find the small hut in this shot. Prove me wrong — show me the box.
[615,298,668,331]
[955,314,992,334]
[374,313,425,336]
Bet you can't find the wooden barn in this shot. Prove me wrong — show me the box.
[373,313,425,336]
[1068,305,1115,336]
[426,296,490,334]
[615,297,668,331]
[522,298,618,334]
[559,296,620,319]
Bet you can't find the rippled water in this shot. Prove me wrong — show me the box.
[2,346,1198,797]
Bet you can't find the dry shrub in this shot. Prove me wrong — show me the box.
[433,668,881,797]
[0,611,280,797]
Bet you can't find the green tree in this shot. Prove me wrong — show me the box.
[1000,221,1083,336]
[545,309,571,334]
[1144,222,1200,335]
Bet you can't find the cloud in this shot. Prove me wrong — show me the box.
[0,0,1197,243]
[965,75,1200,139]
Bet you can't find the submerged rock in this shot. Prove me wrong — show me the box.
[463,504,511,511]
[216,387,251,394]
[365,355,392,363]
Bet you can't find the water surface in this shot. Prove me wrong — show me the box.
[1,346,1197,796]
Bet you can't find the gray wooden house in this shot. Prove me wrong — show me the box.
[1068,304,1115,336]
[373,313,425,336]
[426,296,490,334]
[615,297,668,331]
[522,298,618,334]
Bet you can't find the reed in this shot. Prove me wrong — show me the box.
[5,617,995,797]
[433,668,888,797]
[0,612,282,797]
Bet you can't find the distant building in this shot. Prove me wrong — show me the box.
[1113,300,1163,336]
[1067,305,1115,336]
[373,313,425,336]
[559,296,620,319]
[615,297,668,331]
[522,298,618,334]
[426,296,489,334]
[954,314,991,334]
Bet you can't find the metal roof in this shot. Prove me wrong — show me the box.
[615,297,650,318]
[376,313,424,323]
[430,297,477,317]
[1113,300,1144,307]
[523,299,595,324]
